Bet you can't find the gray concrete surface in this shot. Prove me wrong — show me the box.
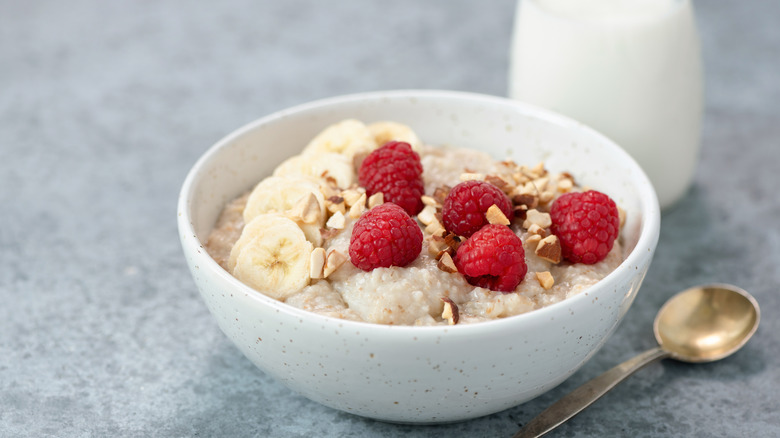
[1,1,778,436]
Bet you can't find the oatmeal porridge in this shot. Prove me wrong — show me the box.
[205,119,625,326]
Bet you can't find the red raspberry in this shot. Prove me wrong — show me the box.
[349,202,423,271]
[550,190,620,265]
[453,224,527,292]
[358,141,424,216]
[442,180,513,238]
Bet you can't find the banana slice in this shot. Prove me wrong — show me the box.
[368,121,423,152]
[273,152,355,189]
[244,175,327,225]
[230,214,313,299]
[302,119,378,158]
[243,175,327,246]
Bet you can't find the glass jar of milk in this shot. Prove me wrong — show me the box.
[509,0,703,210]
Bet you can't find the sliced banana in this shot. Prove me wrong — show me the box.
[243,175,327,247]
[302,119,378,158]
[368,121,423,152]
[230,214,313,299]
[244,175,327,225]
[273,152,355,189]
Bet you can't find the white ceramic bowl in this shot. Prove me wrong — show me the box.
[178,90,660,423]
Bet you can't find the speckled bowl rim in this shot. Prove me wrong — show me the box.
[178,89,661,337]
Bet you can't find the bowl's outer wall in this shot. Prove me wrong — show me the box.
[178,91,660,422]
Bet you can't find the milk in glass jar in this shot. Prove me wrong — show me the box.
[509,0,703,209]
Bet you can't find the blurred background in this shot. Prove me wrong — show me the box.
[1,1,778,436]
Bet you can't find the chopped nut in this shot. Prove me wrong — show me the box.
[441,297,460,325]
[512,193,539,209]
[618,206,626,229]
[433,185,451,205]
[425,219,445,237]
[421,195,441,208]
[525,234,542,247]
[443,232,463,251]
[368,192,384,209]
[341,189,364,207]
[289,192,322,224]
[326,196,347,215]
[532,176,549,192]
[535,235,562,264]
[485,174,512,192]
[557,178,574,192]
[535,271,555,290]
[418,205,438,226]
[486,204,510,226]
[326,210,346,229]
[319,183,341,200]
[512,171,531,185]
[348,193,367,218]
[538,190,555,205]
[428,235,449,257]
[531,162,547,178]
[517,181,539,196]
[309,247,326,279]
[436,250,458,274]
[526,223,547,237]
[323,250,348,278]
[437,252,458,273]
[460,172,485,182]
[523,209,552,229]
[513,204,528,220]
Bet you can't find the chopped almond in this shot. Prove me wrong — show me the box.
[441,297,460,325]
[326,211,346,229]
[536,271,554,290]
[323,250,348,278]
[486,204,511,225]
[309,248,326,279]
[535,235,562,264]
[437,252,458,273]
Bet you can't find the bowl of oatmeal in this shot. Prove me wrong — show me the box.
[178,90,660,423]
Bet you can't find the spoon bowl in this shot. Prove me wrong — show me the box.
[654,283,760,363]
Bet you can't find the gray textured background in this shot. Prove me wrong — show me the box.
[1,1,778,437]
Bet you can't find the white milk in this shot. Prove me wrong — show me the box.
[509,0,702,209]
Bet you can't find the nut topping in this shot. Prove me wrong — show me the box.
[486,204,511,226]
[459,172,485,182]
[535,235,562,264]
[441,297,460,325]
[432,185,451,205]
[437,252,458,273]
[309,247,326,279]
[326,210,346,229]
[368,192,384,209]
[535,271,554,290]
[348,193,367,218]
[323,250,348,278]
[289,192,322,224]
[523,209,552,229]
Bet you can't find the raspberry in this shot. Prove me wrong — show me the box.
[349,202,423,271]
[550,190,620,265]
[358,141,424,216]
[453,224,527,292]
[442,180,513,238]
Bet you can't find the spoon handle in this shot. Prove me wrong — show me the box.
[513,346,671,438]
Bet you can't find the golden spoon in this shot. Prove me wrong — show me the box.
[514,283,760,438]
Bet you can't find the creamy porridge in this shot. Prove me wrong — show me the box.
[206,119,624,326]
